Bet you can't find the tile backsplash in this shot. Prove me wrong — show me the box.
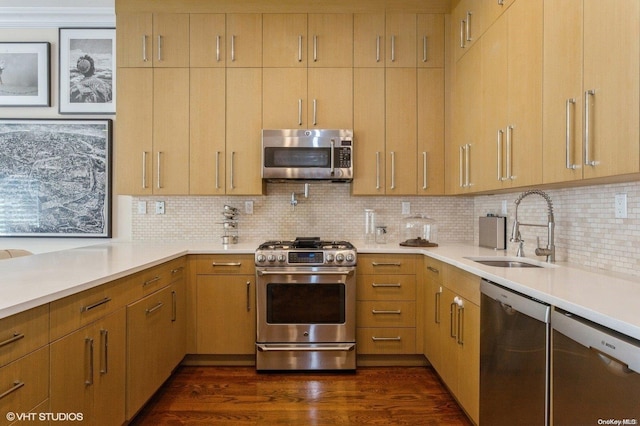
[132,180,640,278]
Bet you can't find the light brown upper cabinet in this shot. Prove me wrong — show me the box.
[418,68,445,194]
[385,13,417,67]
[543,0,640,183]
[262,14,308,67]
[190,14,226,67]
[117,13,189,68]
[226,13,262,67]
[353,13,385,67]
[416,14,445,68]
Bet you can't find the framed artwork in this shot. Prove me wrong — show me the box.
[59,28,116,114]
[0,119,112,237]
[0,42,50,107]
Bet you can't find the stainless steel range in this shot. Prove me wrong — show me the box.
[255,237,357,371]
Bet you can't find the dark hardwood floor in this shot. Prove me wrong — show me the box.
[130,366,473,425]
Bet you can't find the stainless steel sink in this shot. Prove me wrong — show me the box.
[464,256,553,268]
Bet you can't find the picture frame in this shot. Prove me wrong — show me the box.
[0,119,112,238]
[59,28,115,114]
[0,42,50,107]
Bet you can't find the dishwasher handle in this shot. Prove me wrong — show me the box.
[480,279,550,323]
[552,308,640,373]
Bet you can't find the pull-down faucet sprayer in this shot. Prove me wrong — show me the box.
[510,189,555,263]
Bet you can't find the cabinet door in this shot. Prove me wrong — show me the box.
[152,14,190,68]
[226,13,262,67]
[457,298,480,425]
[417,68,445,194]
[190,68,226,194]
[308,68,353,129]
[262,14,307,67]
[196,275,255,354]
[153,68,190,195]
[167,280,187,369]
[386,68,417,195]
[190,14,226,67]
[226,68,263,195]
[352,68,385,195]
[308,14,353,67]
[416,14,444,68]
[423,267,443,371]
[262,68,307,128]
[353,13,385,67]
[438,286,459,392]
[114,68,153,195]
[385,14,416,67]
[582,0,639,179]
[116,13,153,68]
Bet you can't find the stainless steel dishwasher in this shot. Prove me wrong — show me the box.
[552,308,640,425]
[480,279,551,426]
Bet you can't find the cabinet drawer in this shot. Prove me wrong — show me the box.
[357,328,416,354]
[129,257,187,298]
[0,346,49,425]
[443,264,481,305]
[357,274,416,300]
[424,256,444,285]
[357,254,416,275]
[357,301,416,327]
[195,255,255,275]
[0,305,49,368]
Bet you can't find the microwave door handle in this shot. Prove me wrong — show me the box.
[330,139,335,177]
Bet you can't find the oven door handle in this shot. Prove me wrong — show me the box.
[257,270,354,277]
[256,343,356,352]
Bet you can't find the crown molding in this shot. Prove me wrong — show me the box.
[0,7,115,28]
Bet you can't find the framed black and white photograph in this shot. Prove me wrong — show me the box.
[59,28,115,114]
[0,119,112,237]
[0,42,50,107]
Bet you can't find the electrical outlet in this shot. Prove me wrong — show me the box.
[245,200,254,215]
[501,200,508,216]
[615,193,627,219]
[155,201,165,215]
[137,201,147,214]
[402,202,410,215]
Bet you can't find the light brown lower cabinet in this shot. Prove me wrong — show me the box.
[50,309,126,426]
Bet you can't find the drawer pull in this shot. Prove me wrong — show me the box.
[371,283,401,288]
[143,276,161,287]
[0,332,24,348]
[372,309,402,315]
[100,329,109,374]
[171,266,184,275]
[81,297,112,313]
[145,302,164,315]
[371,336,401,342]
[0,381,24,400]
[371,262,401,267]
[427,266,440,274]
[212,262,242,267]
[85,337,94,386]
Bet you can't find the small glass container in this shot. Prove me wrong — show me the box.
[401,214,438,246]
[364,209,376,244]
[375,226,387,244]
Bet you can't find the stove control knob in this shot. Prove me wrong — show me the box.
[336,253,345,263]
[256,254,266,263]
[277,254,286,263]
[326,254,335,263]
[267,255,276,263]
[346,253,355,263]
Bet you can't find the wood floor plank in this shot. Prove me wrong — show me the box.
[130,366,473,425]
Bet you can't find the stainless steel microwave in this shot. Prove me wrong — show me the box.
[261,129,353,182]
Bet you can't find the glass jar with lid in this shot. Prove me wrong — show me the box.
[400,214,438,247]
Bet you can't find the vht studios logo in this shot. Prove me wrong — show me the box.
[5,412,84,422]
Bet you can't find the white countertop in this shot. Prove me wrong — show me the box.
[1,240,639,342]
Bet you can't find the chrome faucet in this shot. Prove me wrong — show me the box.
[510,190,555,263]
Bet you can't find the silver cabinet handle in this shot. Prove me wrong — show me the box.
[457,304,465,345]
[313,35,318,62]
[497,129,504,181]
[465,143,471,187]
[231,35,236,62]
[171,290,177,322]
[372,309,402,314]
[142,151,148,189]
[156,151,163,189]
[0,332,24,348]
[422,151,428,189]
[465,11,472,42]
[390,35,396,62]
[142,35,148,62]
[450,302,457,339]
[371,261,401,267]
[145,302,164,315]
[246,281,251,312]
[312,99,317,125]
[422,36,428,62]
[459,145,465,187]
[298,35,303,62]
[215,151,221,189]
[506,125,514,180]
[434,287,442,324]
[230,151,236,189]
[390,151,396,189]
[81,297,111,313]
[171,266,184,276]
[85,337,94,386]
[100,329,108,374]
[376,35,381,62]
[372,336,401,342]
[498,0,505,5]
[566,98,578,169]
[375,151,381,190]
[460,20,466,48]
[212,262,242,267]
[143,276,161,287]
[584,89,597,166]
[0,381,24,400]
[216,35,221,62]
[298,99,303,126]
[157,35,163,61]
[371,283,401,288]
[427,266,440,274]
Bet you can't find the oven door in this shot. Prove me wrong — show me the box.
[256,267,356,344]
